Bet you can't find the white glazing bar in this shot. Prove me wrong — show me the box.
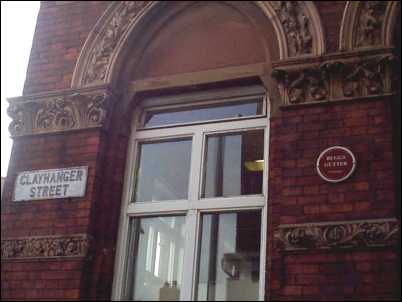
[259,204,268,301]
[141,85,266,107]
[259,123,270,300]
[188,131,204,202]
[111,133,138,299]
[135,118,267,139]
[127,200,189,216]
[180,210,199,300]
[192,196,265,211]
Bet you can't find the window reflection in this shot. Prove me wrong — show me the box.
[196,211,261,301]
[134,139,192,202]
[143,98,264,128]
[202,130,264,198]
[125,216,186,301]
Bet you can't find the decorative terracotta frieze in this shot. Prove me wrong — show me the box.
[272,50,397,105]
[1,234,90,259]
[7,87,114,137]
[274,218,399,252]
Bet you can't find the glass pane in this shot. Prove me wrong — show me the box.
[134,139,192,202]
[196,211,261,301]
[124,216,186,301]
[143,98,264,128]
[202,130,264,198]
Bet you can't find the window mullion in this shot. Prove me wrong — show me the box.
[180,209,199,300]
[188,130,204,202]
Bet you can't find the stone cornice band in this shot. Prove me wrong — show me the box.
[1,234,90,260]
[2,218,398,260]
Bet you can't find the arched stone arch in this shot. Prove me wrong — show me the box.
[339,1,400,51]
[71,1,326,89]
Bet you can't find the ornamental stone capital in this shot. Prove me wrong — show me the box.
[271,49,398,105]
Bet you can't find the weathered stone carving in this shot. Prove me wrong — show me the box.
[73,2,325,87]
[275,1,313,56]
[274,218,399,251]
[36,97,76,131]
[7,89,113,137]
[341,54,397,97]
[356,1,387,48]
[84,1,149,85]
[1,234,89,259]
[272,66,329,104]
[340,1,399,51]
[272,52,397,105]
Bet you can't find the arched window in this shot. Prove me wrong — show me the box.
[113,85,269,301]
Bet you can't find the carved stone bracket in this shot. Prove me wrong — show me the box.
[274,218,399,252]
[7,87,115,137]
[1,234,90,259]
[272,50,397,105]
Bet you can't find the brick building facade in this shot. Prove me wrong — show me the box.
[1,1,400,300]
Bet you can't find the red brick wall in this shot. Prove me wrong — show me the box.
[23,1,111,95]
[1,1,399,301]
[315,1,347,53]
[22,1,347,95]
[1,260,85,300]
[267,98,398,300]
[1,130,106,300]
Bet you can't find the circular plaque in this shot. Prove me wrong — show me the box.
[316,146,356,183]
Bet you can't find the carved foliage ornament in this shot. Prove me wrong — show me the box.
[84,1,150,85]
[274,1,313,56]
[7,90,113,137]
[272,53,397,105]
[274,218,399,251]
[1,234,89,259]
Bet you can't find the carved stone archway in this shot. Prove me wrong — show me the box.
[339,1,400,51]
[71,1,326,89]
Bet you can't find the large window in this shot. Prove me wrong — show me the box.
[113,86,269,301]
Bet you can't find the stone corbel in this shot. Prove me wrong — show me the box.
[7,86,115,137]
[274,218,399,252]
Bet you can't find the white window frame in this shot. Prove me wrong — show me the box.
[111,87,270,301]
